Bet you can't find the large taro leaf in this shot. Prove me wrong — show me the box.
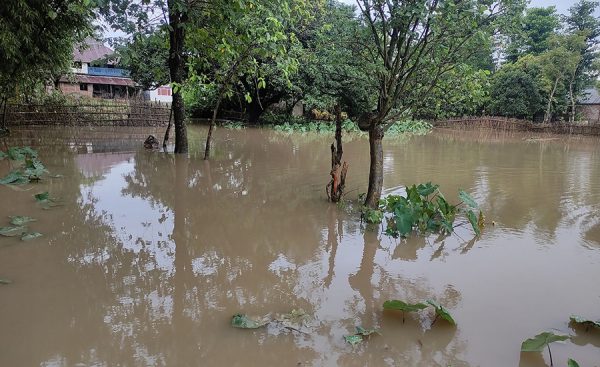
[416,182,438,197]
[0,226,27,237]
[568,359,580,367]
[231,314,269,329]
[21,232,43,241]
[34,192,62,208]
[569,315,600,329]
[0,171,29,185]
[394,207,414,237]
[426,300,456,326]
[458,190,478,208]
[383,300,428,313]
[344,334,362,346]
[9,216,36,226]
[467,210,481,237]
[520,332,569,352]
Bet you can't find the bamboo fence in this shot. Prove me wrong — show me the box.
[4,99,170,127]
[432,116,600,136]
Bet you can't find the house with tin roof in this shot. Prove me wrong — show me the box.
[57,38,138,99]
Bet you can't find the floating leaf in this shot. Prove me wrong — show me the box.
[231,314,269,329]
[568,359,580,367]
[426,300,456,326]
[0,278,12,285]
[0,226,27,237]
[34,192,50,202]
[9,216,36,226]
[569,315,600,329]
[21,232,43,241]
[520,332,569,352]
[0,171,29,185]
[383,300,428,313]
[458,189,478,208]
[344,334,362,346]
[355,326,379,337]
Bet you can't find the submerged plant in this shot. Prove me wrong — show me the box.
[231,314,269,329]
[521,332,569,366]
[379,183,483,238]
[0,147,49,185]
[383,300,428,323]
[344,326,379,346]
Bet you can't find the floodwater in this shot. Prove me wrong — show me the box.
[1,125,599,367]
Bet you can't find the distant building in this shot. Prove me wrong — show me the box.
[57,38,138,99]
[143,85,172,103]
[577,88,600,124]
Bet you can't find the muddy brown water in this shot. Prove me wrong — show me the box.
[1,126,599,367]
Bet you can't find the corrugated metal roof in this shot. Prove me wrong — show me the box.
[60,75,136,87]
[73,38,115,63]
[578,88,600,105]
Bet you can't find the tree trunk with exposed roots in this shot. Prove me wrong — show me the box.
[326,105,348,202]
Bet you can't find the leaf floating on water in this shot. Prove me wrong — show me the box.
[0,278,12,285]
[426,300,456,326]
[569,315,600,329]
[231,314,269,329]
[568,359,580,367]
[34,192,62,208]
[21,232,43,241]
[0,171,29,186]
[520,332,569,352]
[344,334,362,346]
[9,216,37,226]
[383,300,428,313]
[355,326,379,337]
[0,226,27,237]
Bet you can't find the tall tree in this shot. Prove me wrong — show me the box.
[356,0,525,208]
[505,7,560,61]
[0,0,93,124]
[96,0,207,154]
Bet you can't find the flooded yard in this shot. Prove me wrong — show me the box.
[1,126,599,367]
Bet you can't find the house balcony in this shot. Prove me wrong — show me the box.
[87,67,130,77]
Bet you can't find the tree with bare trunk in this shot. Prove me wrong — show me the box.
[356,0,524,208]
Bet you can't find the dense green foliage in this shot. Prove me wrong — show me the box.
[0,0,93,102]
[370,183,483,238]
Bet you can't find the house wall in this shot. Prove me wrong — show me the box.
[59,82,93,98]
[71,62,88,75]
[577,104,600,124]
[145,85,173,103]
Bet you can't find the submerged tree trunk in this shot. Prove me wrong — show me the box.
[364,123,384,209]
[167,0,188,154]
[326,105,348,202]
[568,79,576,124]
[163,104,173,149]
[544,78,560,124]
[204,96,222,160]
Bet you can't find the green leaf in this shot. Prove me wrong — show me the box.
[276,309,309,329]
[467,210,481,237]
[9,216,36,226]
[355,326,379,336]
[0,278,12,285]
[568,359,580,367]
[34,192,50,202]
[520,332,569,352]
[416,182,438,197]
[394,207,414,236]
[231,314,269,329]
[21,232,42,241]
[0,226,27,237]
[458,190,478,208]
[0,171,29,185]
[569,315,600,328]
[344,334,362,346]
[426,300,456,326]
[383,300,428,313]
